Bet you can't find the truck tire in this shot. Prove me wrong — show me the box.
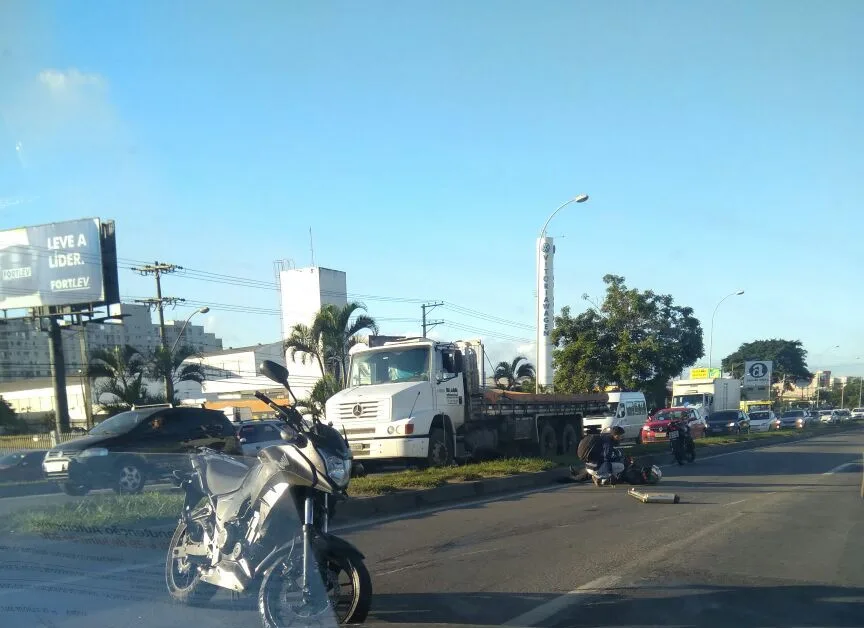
[427,428,453,467]
[560,422,580,458]
[538,422,558,458]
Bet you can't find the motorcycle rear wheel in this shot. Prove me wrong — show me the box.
[165,521,218,606]
[259,547,372,626]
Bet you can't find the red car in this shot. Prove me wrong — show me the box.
[640,407,706,443]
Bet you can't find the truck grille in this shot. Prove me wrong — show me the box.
[338,401,380,420]
[343,426,375,438]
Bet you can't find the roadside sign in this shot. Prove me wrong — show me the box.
[744,361,772,388]
[690,367,721,379]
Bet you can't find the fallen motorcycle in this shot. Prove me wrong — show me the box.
[580,447,662,486]
[165,359,371,627]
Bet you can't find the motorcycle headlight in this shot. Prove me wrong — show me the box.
[324,454,351,488]
[77,447,109,458]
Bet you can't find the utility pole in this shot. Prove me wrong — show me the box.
[77,326,93,429]
[421,302,444,337]
[46,316,70,433]
[132,262,184,404]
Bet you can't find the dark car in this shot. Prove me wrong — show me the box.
[42,406,241,496]
[0,450,47,483]
[705,409,750,435]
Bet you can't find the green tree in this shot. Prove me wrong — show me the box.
[147,345,207,402]
[552,274,703,408]
[296,374,343,420]
[720,339,812,392]
[284,302,378,385]
[0,396,28,434]
[493,356,535,390]
[89,345,151,413]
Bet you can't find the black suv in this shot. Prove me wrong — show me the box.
[42,406,241,495]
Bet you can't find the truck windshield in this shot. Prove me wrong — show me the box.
[349,347,431,386]
[672,394,704,406]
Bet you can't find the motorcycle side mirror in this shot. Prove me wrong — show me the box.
[259,360,290,387]
[239,438,247,444]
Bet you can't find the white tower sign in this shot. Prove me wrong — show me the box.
[536,236,554,390]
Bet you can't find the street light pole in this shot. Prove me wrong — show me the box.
[708,290,745,370]
[536,194,589,394]
[170,307,211,355]
[166,306,210,403]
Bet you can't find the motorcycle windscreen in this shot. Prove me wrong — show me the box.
[258,444,318,488]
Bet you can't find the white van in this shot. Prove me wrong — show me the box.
[582,392,649,441]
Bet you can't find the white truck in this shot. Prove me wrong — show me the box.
[325,338,611,467]
[671,377,741,420]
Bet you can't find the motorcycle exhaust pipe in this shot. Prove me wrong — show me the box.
[628,488,680,504]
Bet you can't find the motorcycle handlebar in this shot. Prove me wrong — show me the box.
[254,390,305,432]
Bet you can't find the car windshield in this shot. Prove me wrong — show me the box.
[0,452,26,465]
[710,411,738,421]
[88,411,151,435]
[782,411,804,418]
[750,412,770,420]
[348,347,431,385]
[654,410,688,421]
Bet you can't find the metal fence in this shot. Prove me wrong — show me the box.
[0,431,79,454]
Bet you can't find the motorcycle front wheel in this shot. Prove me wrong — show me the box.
[259,548,372,626]
[165,521,217,606]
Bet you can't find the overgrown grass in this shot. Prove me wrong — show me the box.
[3,491,184,534]
[348,457,557,496]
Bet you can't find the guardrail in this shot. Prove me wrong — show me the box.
[0,431,80,454]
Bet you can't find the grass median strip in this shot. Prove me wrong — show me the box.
[4,458,558,533]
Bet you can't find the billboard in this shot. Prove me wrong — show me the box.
[690,367,722,379]
[0,218,111,310]
[743,360,773,388]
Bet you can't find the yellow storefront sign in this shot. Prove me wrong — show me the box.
[690,368,721,379]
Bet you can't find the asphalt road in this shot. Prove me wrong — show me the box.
[2,428,863,627]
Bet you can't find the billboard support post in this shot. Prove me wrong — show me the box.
[47,316,70,433]
[78,325,93,429]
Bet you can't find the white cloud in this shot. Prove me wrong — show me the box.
[38,68,106,96]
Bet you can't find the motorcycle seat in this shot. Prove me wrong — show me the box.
[203,456,252,496]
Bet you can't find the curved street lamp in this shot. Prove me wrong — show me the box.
[170,306,211,354]
[536,194,589,393]
[708,290,744,370]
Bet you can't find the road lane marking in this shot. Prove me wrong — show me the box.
[502,509,748,626]
[502,575,621,627]
[726,499,748,506]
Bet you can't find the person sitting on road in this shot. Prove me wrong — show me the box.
[576,426,626,485]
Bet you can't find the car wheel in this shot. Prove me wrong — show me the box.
[115,460,145,494]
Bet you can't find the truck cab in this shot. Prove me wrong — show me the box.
[325,338,480,467]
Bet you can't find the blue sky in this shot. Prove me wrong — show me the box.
[1,1,862,375]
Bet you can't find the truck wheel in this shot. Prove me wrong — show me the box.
[427,428,453,467]
[560,422,580,458]
[538,422,558,458]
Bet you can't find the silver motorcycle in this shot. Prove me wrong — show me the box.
[165,360,371,626]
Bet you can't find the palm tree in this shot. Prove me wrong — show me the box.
[494,356,536,391]
[284,302,378,386]
[295,374,342,421]
[324,302,378,386]
[147,345,207,402]
[89,345,150,412]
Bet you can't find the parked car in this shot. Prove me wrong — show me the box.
[640,407,706,442]
[42,406,241,496]
[851,408,864,419]
[0,450,46,482]
[705,410,750,435]
[747,410,777,432]
[836,409,852,422]
[236,419,291,457]
[778,409,808,429]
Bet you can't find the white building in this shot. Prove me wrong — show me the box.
[0,303,222,383]
[0,378,90,428]
[278,266,347,398]
[178,342,288,402]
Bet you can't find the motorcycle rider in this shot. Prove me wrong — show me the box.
[576,425,626,485]
[669,413,695,464]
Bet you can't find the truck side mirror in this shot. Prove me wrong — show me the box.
[453,351,463,374]
[442,350,463,374]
